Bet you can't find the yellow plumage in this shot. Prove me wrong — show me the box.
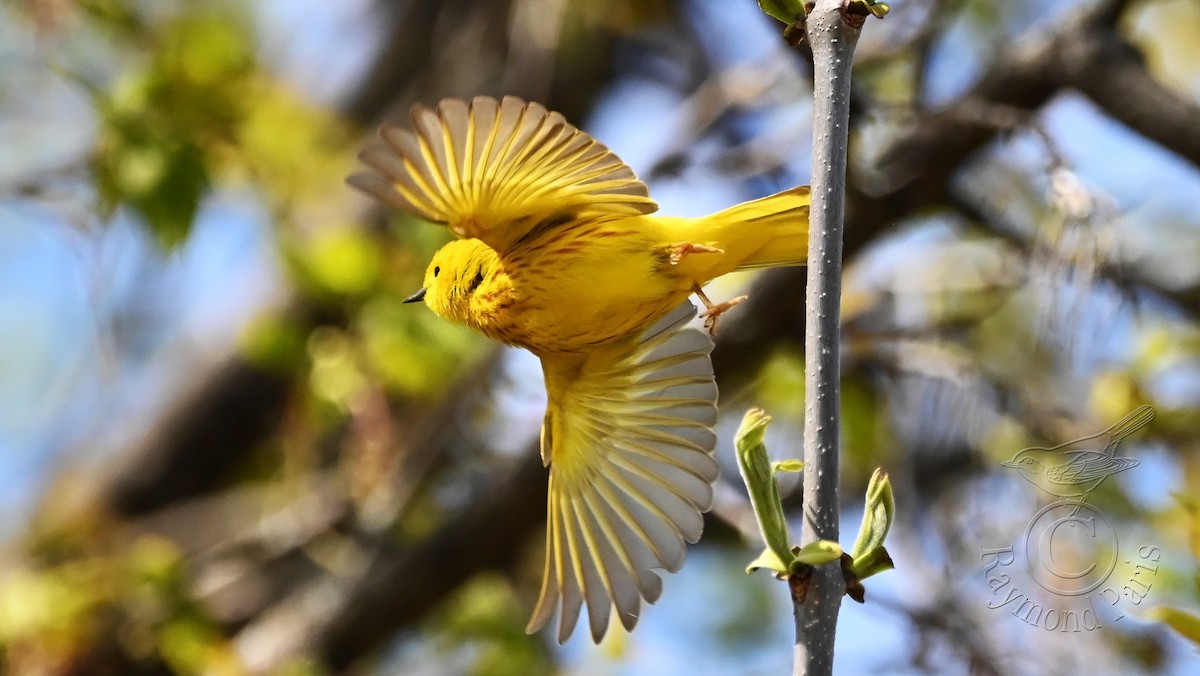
[349,96,810,643]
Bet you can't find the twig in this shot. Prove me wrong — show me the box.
[795,1,863,674]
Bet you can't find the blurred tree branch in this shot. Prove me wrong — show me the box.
[230,450,547,671]
[1053,28,1200,172]
[100,351,296,515]
[341,0,468,125]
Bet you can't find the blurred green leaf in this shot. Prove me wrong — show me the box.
[161,16,253,88]
[79,0,146,37]
[0,567,99,642]
[307,327,367,409]
[434,575,551,676]
[841,375,888,480]
[135,142,207,247]
[158,614,231,674]
[87,9,255,248]
[1147,607,1200,647]
[126,536,184,589]
[240,315,310,373]
[303,228,382,296]
[757,348,805,414]
[237,82,353,201]
[358,295,482,398]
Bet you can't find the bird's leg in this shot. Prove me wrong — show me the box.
[1066,497,1088,518]
[664,243,746,334]
[693,284,748,335]
[666,242,722,265]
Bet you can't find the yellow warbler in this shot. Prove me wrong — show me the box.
[349,96,810,643]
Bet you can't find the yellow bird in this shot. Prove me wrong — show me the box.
[348,96,810,643]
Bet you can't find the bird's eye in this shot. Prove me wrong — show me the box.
[468,270,485,293]
[433,266,440,278]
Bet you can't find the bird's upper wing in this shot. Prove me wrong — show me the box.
[347,96,658,253]
[1048,451,1139,485]
[529,302,718,644]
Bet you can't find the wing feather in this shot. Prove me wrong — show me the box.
[577,489,645,631]
[349,96,657,253]
[595,493,664,602]
[527,302,718,643]
[567,497,614,642]
[553,491,584,644]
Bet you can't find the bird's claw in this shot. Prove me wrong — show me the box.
[692,283,747,335]
[701,296,748,334]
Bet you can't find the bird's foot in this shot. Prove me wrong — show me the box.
[693,284,747,335]
[1066,499,1089,518]
[667,242,723,266]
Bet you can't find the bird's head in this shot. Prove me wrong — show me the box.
[405,238,500,327]
[1002,450,1045,477]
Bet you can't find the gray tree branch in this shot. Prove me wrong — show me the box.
[794,2,861,674]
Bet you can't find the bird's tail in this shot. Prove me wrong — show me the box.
[1106,404,1155,442]
[672,186,811,282]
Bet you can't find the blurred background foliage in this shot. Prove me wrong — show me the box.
[2,0,1200,673]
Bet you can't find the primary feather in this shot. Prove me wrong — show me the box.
[349,96,810,643]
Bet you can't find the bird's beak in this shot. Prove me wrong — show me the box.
[403,288,427,304]
[1001,459,1018,469]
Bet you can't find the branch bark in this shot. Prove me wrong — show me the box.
[794,2,861,674]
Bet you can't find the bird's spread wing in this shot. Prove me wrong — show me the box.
[348,96,658,253]
[1047,451,1139,485]
[530,302,718,643]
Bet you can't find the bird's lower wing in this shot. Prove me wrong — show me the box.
[530,302,719,644]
